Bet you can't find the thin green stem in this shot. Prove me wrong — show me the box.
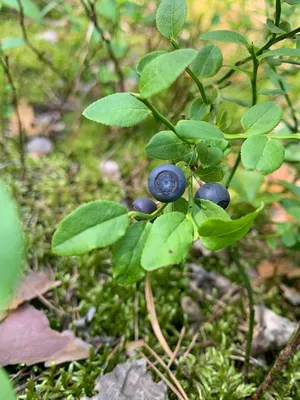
[132,93,176,132]
[277,59,300,66]
[225,46,259,189]
[225,153,241,188]
[275,0,282,27]
[250,46,259,106]
[230,246,255,375]
[128,203,167,220]
[170,38,208,104]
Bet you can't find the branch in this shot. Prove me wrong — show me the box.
[217,26,300,86]
[251,323,300,400]
[0,51,26,173]
[79,0,125,92]
[16,0,66,81]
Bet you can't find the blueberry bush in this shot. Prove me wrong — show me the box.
[51,0,300,394]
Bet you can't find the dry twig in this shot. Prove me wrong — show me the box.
[144,274,174,360]
[251,323,300,400]
[79,0,125,92]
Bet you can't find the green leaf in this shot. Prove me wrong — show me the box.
[297,35,300,49]
[0,37,25,51]
[241,136,285,175]
[139,49,197,98]
[196,142,223,167]
[231,169,264,201]
[145,131,191,160]
[200,30,249,46]
[141,212,193,270]
[52,201,129,256]
[222,95,251,107]
[83,93,150,127]
[285,144,300,162]
[112,222,151,285]
[156,0,187,39]
[280,199,300,220]
[284,0,300,5]
[175,120,224,144]
[164,197,188,214]
[1,0,40,19]
[188,98,210,120]
[136,51,167,75]
[191,44,223,78]
[258,89,286,96]
[241,101,283,135]
[216,110,232,130]
[258,48,300,60]
[0,369,15,400]
[195,164,225,182]
[198,203,264,250]
[0,183,23,312]
[193,199,230,226]
[266,18,285,34]
[279,181,300,197]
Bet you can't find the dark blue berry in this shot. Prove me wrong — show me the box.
[148,164,186,203]
[195,183,230,209]
[132,198,157,220]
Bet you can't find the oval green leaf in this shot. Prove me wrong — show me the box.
[141,212,194,270]
[188,98,210,121]
[200,30,249,46]
[52,201,129,256]
[83,93,150,127]
[0,183,23,312]
[175,120,224,144]
[136,51,167,75]
[193,199,230,226]
[241,136,285,175]
[241,101,283,135]
[112,222,151,285]
[156,0,187,39]
[258,48,300,60]
[192,44,223,78]
[198,203,264,250]
[139,49,197,98]
[145,130,191,160]
[195,164,225,182]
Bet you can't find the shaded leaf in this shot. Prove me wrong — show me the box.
[112,222,151,285]
[188,98,210,120]
[266,18,285,34]
[1,0,40,20]
[192,44,223,78]
[52,201,129,256]
[195,164,224,182]
[0,37,25,50]
[231,169,264,201]
[0,305,90,367]
[83,93,150,127]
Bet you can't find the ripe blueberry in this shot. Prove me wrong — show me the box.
[132,198,157,220]
[195,182,230,209]
[148,164,186,203]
